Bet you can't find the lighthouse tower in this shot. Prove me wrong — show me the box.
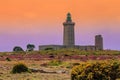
[95,35,103,50]
[63,13,75,46]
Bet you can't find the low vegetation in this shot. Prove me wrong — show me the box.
[13,46,24,52]
[11,63,30,74]
[6,57,11,61]
[0,49,119,80]
[39,49,120,55]
[71,60,120,80]
[48,60,63,66]
[26,44,35,51]
[0,49,120,56]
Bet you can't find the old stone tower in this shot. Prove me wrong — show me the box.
[39,13,104,51]
[63,13,75,46]
[95,35,103,50]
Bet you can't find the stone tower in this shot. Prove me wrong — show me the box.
[95,35,103,50]
[63,13,75,46]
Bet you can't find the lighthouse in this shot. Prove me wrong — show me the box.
[63,13,75,46]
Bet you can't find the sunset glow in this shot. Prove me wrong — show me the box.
[0,0,120,51]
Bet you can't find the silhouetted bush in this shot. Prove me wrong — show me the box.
[45,48,54,50]
[27,44,35,51]
[6,57,11,61]
[11,63,30,74]
[13,46,24,52]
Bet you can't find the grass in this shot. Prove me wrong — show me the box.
[0,49,120,80]
[0,49,120,56]
[0,73,70,80]
[0,59,120,80]
[0,60,70,80]
[48,60,63,66]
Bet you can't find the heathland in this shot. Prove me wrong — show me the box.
[0,49,120,80]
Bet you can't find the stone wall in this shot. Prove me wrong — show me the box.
[39,45,96,51]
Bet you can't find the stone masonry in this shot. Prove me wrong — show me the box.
[39,13,103,51]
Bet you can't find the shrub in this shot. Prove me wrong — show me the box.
[11,63,30,74]
[71,60,120,80]
[26,44,35,51]
[13,46,24,52]
[72,63,80,66]
[48,60,62,66]
[45,48,54,50]
[6,57,11,61]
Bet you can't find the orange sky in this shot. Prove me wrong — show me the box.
[0,0,120,33]
[0,0,120,23]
